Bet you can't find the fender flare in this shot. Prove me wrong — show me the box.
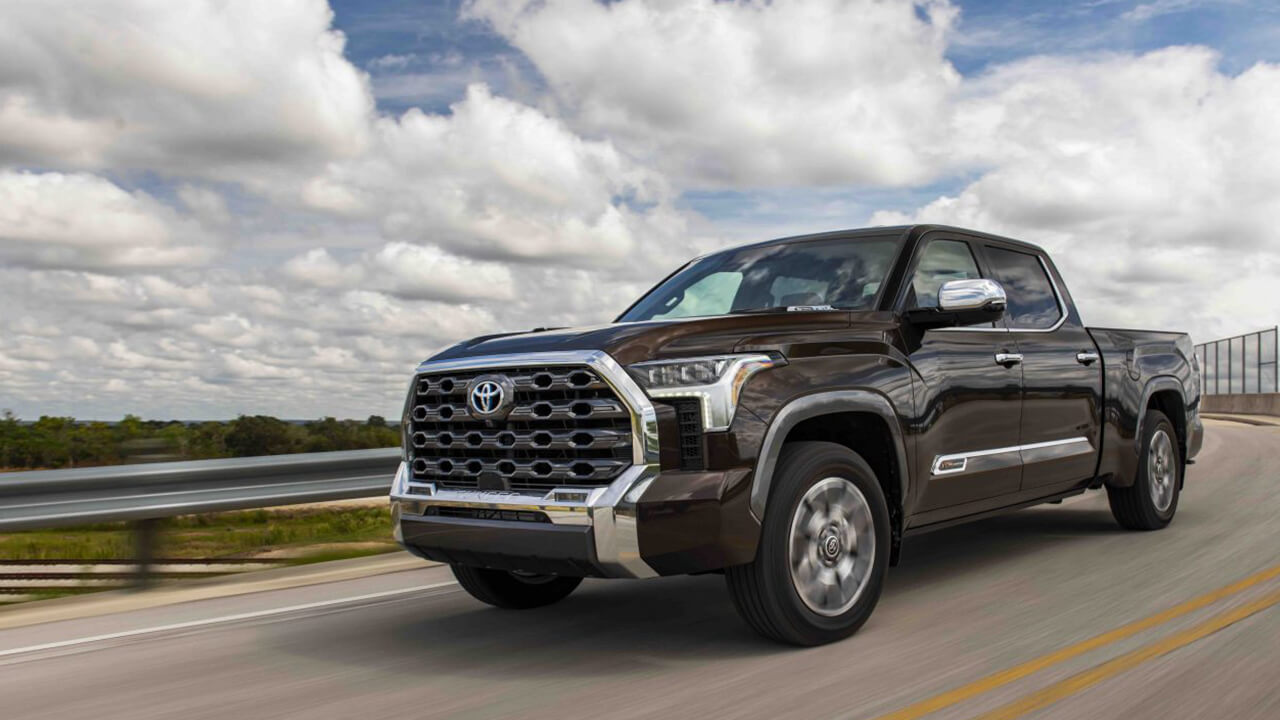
[1136,375,1186,455]
[750,390,910,522]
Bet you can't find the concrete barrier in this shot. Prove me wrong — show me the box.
[1202,393,1280,417]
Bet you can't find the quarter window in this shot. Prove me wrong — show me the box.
[984,247,1063,330]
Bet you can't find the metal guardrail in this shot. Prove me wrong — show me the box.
[0,448,401,587]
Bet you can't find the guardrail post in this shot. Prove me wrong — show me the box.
[132,518,159,589]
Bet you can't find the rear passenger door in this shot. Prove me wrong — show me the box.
[980,244,1103,492]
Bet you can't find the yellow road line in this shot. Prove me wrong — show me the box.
[871,561,1280,720]
[973,587,1280,720]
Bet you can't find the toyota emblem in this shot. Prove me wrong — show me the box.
[467,375,513,417]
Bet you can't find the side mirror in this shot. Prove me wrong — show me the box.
[907,278,1007,328]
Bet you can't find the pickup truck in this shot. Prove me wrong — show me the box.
[390,224,1203,646]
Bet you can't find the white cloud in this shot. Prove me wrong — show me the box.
[0,0,373,179]
[304,84,678,265]
[0,171,214,270]
[282,242,517,301]
[873,46,1280,339]
[464,0,963,187]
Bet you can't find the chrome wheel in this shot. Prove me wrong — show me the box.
[1149,429,1176,513]
[788,477,876,617]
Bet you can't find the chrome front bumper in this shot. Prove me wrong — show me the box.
[391,460,659,578]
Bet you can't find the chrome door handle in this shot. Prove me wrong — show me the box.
[1076,351,1100,366]
[995,352,1023,367]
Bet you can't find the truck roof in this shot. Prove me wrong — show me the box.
[729,224,1047,255]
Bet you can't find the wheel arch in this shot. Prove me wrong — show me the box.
[1139,376,1187,461]
[750,391,910,561]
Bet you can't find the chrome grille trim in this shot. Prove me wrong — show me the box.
[411,428,630,451]
[412,456,630,484]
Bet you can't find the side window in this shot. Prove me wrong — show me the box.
[983,247,1063,330]
[651,271,743,319]
[906,240,982,310]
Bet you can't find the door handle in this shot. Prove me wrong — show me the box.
[995,352,1023,367]
[1076,351,1100,366]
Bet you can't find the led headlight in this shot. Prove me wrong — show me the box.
[627,353,783,431]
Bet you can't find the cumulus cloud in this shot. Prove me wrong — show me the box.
[873,46,1280,338]
[283,242,517,301]
[0,0,373,178]
[0,171,214,270]
[463,0,963,187]
[303,84,678,265]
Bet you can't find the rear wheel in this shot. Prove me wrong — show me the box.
[726,441,890,646]
[1107,409,1181,530]
[450,565,582,609]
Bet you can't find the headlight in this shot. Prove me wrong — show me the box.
[627,353,783,431]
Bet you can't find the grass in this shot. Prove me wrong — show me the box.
[0,506,398,563]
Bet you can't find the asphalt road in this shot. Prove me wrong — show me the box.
[2,419,1278,720]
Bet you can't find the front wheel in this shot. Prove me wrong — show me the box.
[1107,409,1182,530]
[451,565,582,609]
[726,441,890,646]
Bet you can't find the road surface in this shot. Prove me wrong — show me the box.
[2,419,1278,720]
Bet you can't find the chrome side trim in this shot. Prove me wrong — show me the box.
[934,255,1069,334]
[393,349,661,578]
[930,437,1093,477]
[751,390,909,522]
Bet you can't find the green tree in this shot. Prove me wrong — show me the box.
[224,415,296,457]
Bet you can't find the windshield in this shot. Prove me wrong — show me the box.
[619,236,902,322]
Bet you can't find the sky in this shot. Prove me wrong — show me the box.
[2,0,1279,421]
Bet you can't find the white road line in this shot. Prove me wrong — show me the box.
[0,579,458,659]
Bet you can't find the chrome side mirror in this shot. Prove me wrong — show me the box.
[939,278,1007,313]
[906,278,1007,329]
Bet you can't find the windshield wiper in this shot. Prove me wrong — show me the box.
[732,304,841,314]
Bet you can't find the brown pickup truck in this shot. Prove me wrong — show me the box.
[390,224,1203,645]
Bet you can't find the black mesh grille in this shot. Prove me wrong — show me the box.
[666,398,705,471]
[425,506,551,523]
[407,365,633,492]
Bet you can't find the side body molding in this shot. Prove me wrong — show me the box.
[750,390,910,522]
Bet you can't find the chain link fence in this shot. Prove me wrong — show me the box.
[1195,327,1278,396]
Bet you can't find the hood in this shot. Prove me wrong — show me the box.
[427,311,897,367]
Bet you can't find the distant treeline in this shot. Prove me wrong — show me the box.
[0,412,400,471]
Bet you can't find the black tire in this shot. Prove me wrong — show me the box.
[450,565,582,609]
[1107,409,1182,530]
[725,441,891,646]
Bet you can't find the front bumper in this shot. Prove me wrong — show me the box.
[391,461,758,578]
[392,461,657,578]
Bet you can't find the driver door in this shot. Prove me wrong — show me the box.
[903,236,1025,514]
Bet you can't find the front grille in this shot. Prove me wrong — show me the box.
[407,365,633,492]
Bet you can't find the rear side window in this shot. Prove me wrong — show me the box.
[984,247,1062,329]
